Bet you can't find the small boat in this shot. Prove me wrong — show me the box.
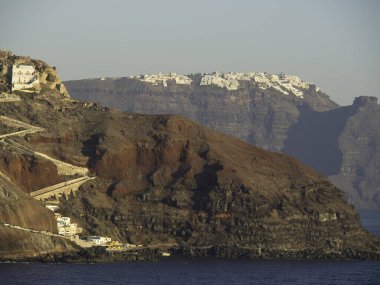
[161,251,171,257]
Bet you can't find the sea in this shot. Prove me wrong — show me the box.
[0,211,379,285]
[0,258,379,285]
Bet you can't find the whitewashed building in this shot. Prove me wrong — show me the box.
[56,216,82,237]
[57,216,71,226]
[87,236,112,245]
[12,64,39,91]
[45,205,59,212]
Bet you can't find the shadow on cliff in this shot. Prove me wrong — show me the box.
[81,134,104,170]
[282,104,357,176]
[192,163,223,211]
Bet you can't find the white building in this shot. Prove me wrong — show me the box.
[57,216,71,226]
[12,64,39,92]
[56,216,82,237]
[45,205,59,212]
[87,236,112,245]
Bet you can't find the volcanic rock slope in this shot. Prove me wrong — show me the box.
[0,56,377,259]
[65,75,380,210]
[2,92,379,259]
[0,53,78,260]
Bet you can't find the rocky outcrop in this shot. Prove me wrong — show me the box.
[0,171,57,232]
[0,51,69,97]
[54,112,379,259]
[65,78,379,210]
[283,96,380,210]
[0,148,60,193]
[330,97,380,209]
[0,226,77,260]
[64,76,336,152]
[0,54,379,261]
[0,88,375,259]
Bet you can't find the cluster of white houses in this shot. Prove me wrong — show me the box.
[45,205,121,248]
[200,73,240,90]
[134,72,192,87]
[199,72,317,96]
[131,71,319,97]
[56,215,83,237]
[46,205,83,238]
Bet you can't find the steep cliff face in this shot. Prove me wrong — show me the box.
[0,172,57,232]
[283,96,380,210]
[0,54,379,260]
[0,150,60,193]
[330,97,380,209]
[0,89,377,259]
[65,78,379,210]
[64,76,337,152]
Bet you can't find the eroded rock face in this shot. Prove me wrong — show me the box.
[55,112,379,258]
[283,97,380,210]
[0,174,57,232]
[0,54,379,260]
[0,91,374,259]
[0,150,60,193]
[0,226,77,260]
[65,78,380,210]
[64,76,336,153]
[332,97,380,209]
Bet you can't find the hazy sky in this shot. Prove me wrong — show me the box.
[1,0,379,105]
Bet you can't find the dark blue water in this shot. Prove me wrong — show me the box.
[1,258,379,285]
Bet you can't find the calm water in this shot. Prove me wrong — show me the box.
[0,258,379,285]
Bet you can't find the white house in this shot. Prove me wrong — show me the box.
[56,216,82,237]
[45,205,59,212]
[12,64,39,91]
[87,236,112,245]
[57,216,71,226]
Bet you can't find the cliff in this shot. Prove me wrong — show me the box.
[0,162,78,260]
[0,54,379,260]
[0,90,378,259]
[65,77,380,210]
[0,173,57,232]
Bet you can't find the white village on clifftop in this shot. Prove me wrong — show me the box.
[129,71,321,97]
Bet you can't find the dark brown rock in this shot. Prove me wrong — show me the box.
[0,54,379,261]
[65,78,380,210]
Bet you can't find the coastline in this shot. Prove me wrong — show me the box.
[1,245,379,264]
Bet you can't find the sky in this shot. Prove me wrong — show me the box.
[0,0,379,105]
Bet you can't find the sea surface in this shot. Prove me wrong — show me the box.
[0,212,379,285]
[0,258,379,285]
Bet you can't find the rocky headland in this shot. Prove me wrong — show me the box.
[0,53,379,262]
[65,74,380,211]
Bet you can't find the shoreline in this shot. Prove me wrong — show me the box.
[1,245,379,264]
